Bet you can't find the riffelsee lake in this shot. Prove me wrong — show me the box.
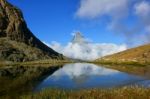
[35,63,150,91]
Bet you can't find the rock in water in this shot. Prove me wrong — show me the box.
[0,0,64,62]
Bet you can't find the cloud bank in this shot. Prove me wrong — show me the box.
[76,0,128,19]
[76,0,150,46]
[45,34,127,61]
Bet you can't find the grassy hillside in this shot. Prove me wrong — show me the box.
[0,38,64,62]
[95,44,150,65]
[0,0,65,62]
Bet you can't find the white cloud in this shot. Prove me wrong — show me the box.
[134,1,150,21]
[76,0,128,19]
[46,37,127,61]
[134,1,150,28]
[134,1,150,43]
[76,0,150,46]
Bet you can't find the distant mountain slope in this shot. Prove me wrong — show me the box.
[0,0,64,62]
[96,44,150,63]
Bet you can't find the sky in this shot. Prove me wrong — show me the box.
[8,0,150,60]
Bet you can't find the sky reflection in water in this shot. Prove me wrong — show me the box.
[36,63,145,91]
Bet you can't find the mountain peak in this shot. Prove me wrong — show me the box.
[71,32,88,44]
[0,0,28,41]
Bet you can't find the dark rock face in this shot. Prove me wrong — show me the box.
[0,0,63,61]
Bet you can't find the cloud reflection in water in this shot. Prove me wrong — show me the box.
[35,63,144,90]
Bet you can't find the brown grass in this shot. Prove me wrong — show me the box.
[21,87,150,99]
[96,44,150,64]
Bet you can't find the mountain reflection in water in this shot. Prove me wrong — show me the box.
[35,63,146,91]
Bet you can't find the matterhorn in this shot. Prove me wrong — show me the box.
[71,32,89,44]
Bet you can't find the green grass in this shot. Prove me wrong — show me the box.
[0,59,73,67]
[21,87,150,99]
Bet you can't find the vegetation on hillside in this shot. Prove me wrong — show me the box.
[0,38,66,63]
[95,44,150,66]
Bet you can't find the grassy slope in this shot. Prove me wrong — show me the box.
[0,38,68,64]
[95,44,150,65]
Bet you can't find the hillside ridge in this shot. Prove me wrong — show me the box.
[96,44,150,64]
[0,0,64,62]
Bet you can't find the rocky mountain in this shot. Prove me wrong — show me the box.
[96,44,150,63]
[71,32,88,44]
[0,0,64,62]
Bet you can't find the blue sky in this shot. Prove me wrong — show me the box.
[8,0,129,45]
[8,0,150,60]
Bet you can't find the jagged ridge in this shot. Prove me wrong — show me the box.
[0,0,64,62]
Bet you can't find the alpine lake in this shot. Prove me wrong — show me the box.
[0,63,150,98]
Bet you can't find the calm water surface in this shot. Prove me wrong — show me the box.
[35,63,149,91]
